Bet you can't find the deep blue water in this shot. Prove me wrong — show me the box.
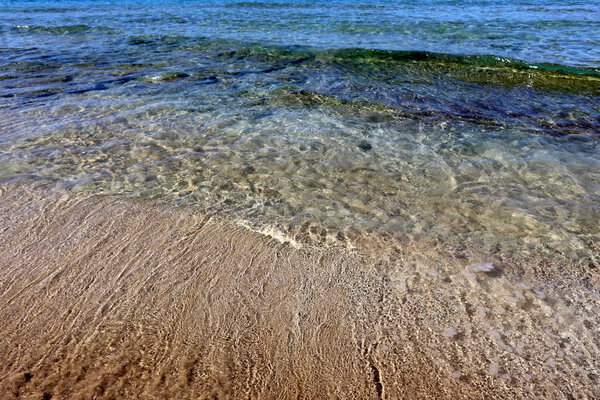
[2,0,600,65]
[0,0,599,262]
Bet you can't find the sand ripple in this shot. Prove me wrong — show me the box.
[0,180,598,399]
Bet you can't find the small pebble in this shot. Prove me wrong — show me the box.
[476,306,486,317]
[452,371,463,378]
[241,165,255,174]
[489,362,500,375]
[471,262,494,272]
[357,141,372,151]
[518,282,532,290]
[443,327,457,338]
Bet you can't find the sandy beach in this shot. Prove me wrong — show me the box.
[0,179,597,399]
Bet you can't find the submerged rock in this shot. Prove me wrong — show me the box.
[358,140,372,151]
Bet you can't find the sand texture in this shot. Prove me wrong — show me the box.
[0,180,598,399]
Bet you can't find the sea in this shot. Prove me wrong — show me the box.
[1,0,599,264]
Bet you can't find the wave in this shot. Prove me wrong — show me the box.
[121,34,600,94]
[207,43,600,95]
[27,7,78,13]
[11,24,596,87]
[224,1,311,8]
[11,24,118,35]
[124,35,599,78]
[226,45,600,77]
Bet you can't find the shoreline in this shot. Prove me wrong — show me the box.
[0,180,598,399]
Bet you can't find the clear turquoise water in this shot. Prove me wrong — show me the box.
[0,0,599,263]
[2,0,600,66]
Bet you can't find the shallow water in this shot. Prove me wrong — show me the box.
[1,0,599,264]
[0,181,597,399]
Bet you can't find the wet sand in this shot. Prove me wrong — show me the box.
[0,179,598,399]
